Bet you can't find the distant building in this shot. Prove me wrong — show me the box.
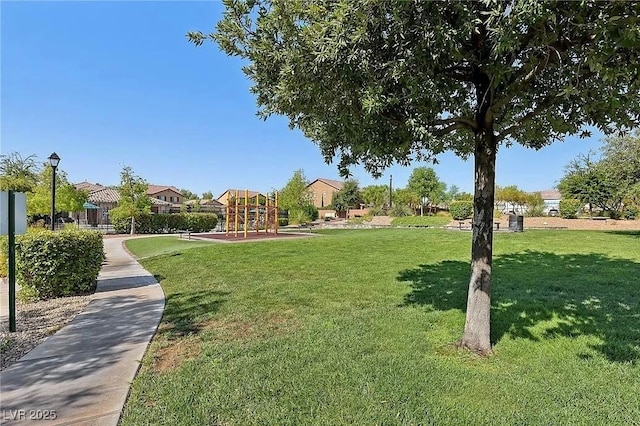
[306,178,344,208]
[538,189,562,213]
[217,189,265,206]
[73,181,183,225]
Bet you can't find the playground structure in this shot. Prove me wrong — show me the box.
[226,190,279,238]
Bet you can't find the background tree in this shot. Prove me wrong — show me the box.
[279,169,313,224]
[332,179,363,213]
[27,166,87,218]
[362,184,388,209]
[180,188,199,201]
[0,152,41,193]
[110,166,151,235]
[558,151,627,216]
[194,1,640,354]
[496,185,527,214]
[407,167,447,215]
[444,185,460,208]
[393,188,420,212]
[202,191,214,200]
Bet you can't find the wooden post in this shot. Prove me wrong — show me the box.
[265,195,268,233]
[234,190,239,237]
[275,191,279,235]
[225,200,231,236]
[255,193,259,235]
[244,189,249,238]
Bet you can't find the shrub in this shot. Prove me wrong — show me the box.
[16,229,105,299]
[112,213,217,234]
[559,199,581,219]
[623,205,638,220]
[302,204,319,221]
[390,204,413,217]
[391,215,451,227]
[605,210,622,220]
[278,218,289,227]
[183,213,218,232]
[449,201,473,220]
[368,206,385,216]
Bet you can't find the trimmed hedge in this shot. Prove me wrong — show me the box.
[16,229,105,300]
[449,200,473,220]
[559,199,581,219]
[112,213,218,234]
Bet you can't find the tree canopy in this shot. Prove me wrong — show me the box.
[110,166,151,235]
[0,153,41,193]
[191,0,640,354]
[559,131,640,216]
[27,166,87,216]
[332,179,363,212]
[407,167,446,215]
[362,184,389,209]
[279,169,315,223]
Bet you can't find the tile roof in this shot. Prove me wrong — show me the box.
[538,189,562,200]
[150,197,173,205]
[146,185,183,196]
[309,178,345,190]
[87,188,120,203]
[75,181,105,192]
[218,189,264,199]
[87,188,174,205]
[185,199,224,206]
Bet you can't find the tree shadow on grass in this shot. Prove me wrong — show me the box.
[605,230,640,239]
[161,290,230,338]
[398,251,640,363]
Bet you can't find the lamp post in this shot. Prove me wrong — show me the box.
[48,152,61,231]
[389,174,393,209]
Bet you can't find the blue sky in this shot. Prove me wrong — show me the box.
[2,1,604,198]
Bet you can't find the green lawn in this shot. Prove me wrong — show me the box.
[121,229,640,425]
[124,236,215,259]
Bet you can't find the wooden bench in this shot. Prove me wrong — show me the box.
[177,230,192,239]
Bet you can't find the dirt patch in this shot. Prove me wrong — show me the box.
[152,337,202,373]
[151,313,300,373]
[202,313,302,342]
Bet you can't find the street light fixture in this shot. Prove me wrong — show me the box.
[48,152,61,231]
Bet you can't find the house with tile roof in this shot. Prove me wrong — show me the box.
[306,178,344,208]
[73,182,182,225]
[217,189,265,206]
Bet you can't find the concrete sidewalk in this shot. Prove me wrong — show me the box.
[0,237,165,425]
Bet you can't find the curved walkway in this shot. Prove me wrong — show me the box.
[0,237,165,425]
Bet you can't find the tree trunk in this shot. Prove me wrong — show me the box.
[459,130,497,355]
[130,216,136,235]
[420,204,424,216]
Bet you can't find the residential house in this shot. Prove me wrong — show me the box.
[73,182,181,225]
[185,198,225,215]
[217,189,265,206]
[147,185,184,207]
[306,178,344,209]
[538,189,562,214]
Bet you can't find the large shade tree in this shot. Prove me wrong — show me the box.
[190,1,640,354]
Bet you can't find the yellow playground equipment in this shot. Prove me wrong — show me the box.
[225,190,279,238]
